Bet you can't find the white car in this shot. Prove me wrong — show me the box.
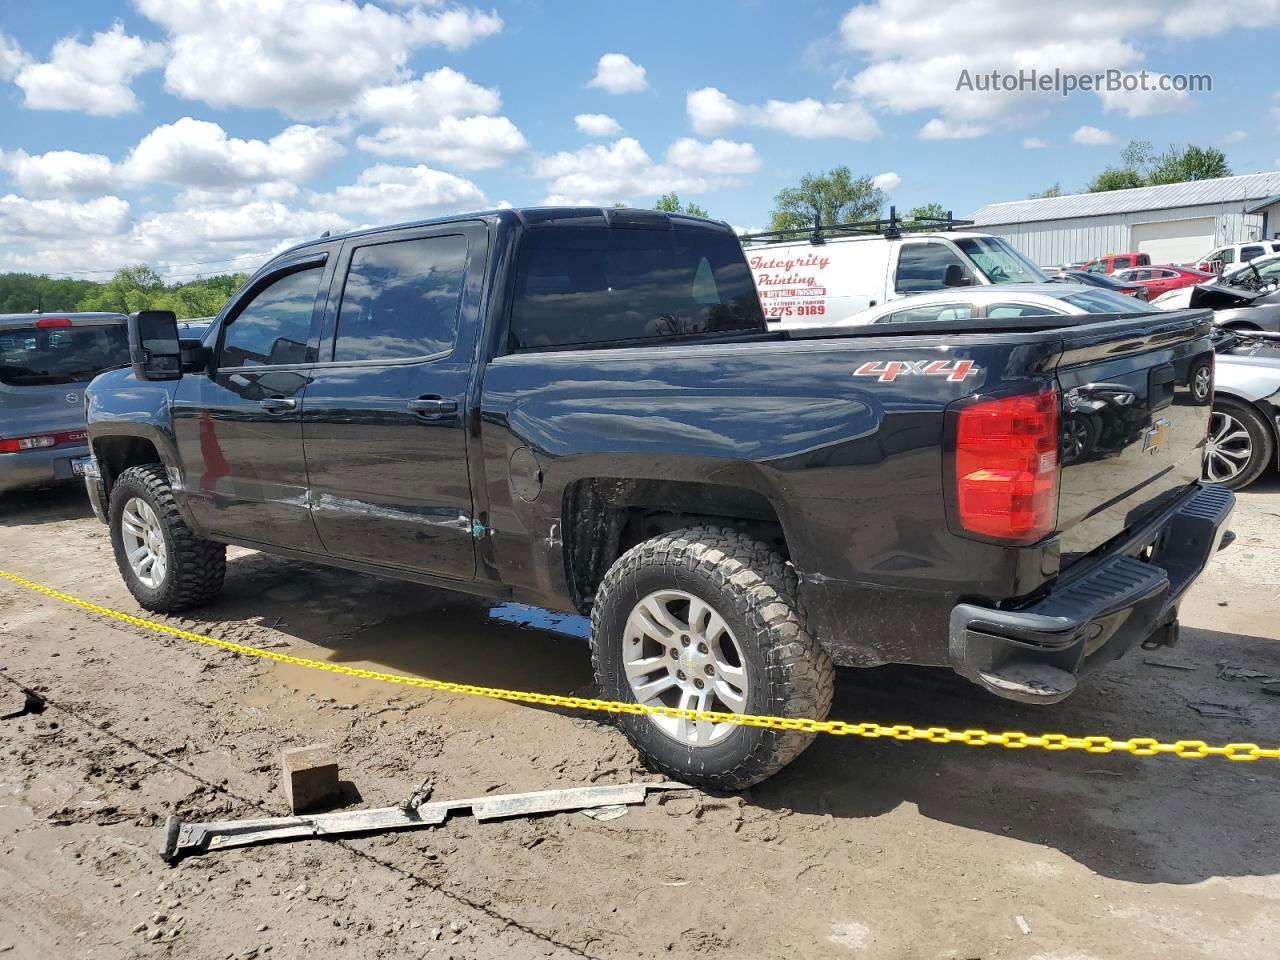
[743,224,1049,331]
[823,284,1156,328]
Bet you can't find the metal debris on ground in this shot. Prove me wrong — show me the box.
[1216,664,1280,684]
[579,804,629,822]
[1015,916,1032,936]
[161,781,691,862]
[1188,701,1250,721]
[1142,658,1197,672]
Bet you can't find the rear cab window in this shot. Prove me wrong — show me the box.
[0,320,129,386]
[508,222,763,351]
[1058,289,1158,313]
[333,234,468,361]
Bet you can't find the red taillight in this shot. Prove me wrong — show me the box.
[35,316,72,328]
[0,430,88,454]
[954,389,1060,543]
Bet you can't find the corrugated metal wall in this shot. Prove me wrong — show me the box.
[979,202,1267,267]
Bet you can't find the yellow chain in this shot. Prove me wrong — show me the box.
[2,567,1277,762]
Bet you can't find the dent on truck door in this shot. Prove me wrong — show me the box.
[301,225,482,579]
[172,259,329,551]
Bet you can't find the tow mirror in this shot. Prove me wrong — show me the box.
[943,264,973,287]
[128,310,182,381]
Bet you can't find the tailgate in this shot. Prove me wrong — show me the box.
[1054,310,1215,565]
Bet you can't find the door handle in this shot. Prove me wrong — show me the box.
[407,397,458,417]
[259,395,297,413]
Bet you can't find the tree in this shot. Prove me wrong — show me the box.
[1147,144,1231,185]
[1088,167,1147,193]
[769,166,884,232]
[653,192,709,218]
[1028,183,1063,199]
[1088,139,1230,192]
[906,202,949,221]
[74,265,166,315]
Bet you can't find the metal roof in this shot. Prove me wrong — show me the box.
[969,171,1280,226]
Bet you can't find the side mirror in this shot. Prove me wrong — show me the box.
[943,264,973,287]
[128,310,182,381]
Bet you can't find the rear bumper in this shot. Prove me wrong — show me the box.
[948,483,1234,704]
[0,443,90,495]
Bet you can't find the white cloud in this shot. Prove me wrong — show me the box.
[1097,74,1191,117]
[0,149,116,196]
[535,137,753,206]
[589,53,648,94]
[1023,136,1048,149]
[318,163,487,221]
[835,0,1265,135]
[0,195,131,239]
[918,118,987,140]
[356,115,527,169]
[355,67,501,125]
[1222,129,1249,144]
[663,138,761,175]
[687,86,879,140]
[136,0,502,118]
[121,118,345,187]
[1072,125,1116,145]
[14,22,165,116]
[0,33,29,81]
[352,67,526,170]
[575,113,623,136]
[871,171,901,192]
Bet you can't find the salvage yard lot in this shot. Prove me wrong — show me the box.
[2,483,1279,960]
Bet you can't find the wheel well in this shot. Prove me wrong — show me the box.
[93,435,162,493]
[562,478,788,612]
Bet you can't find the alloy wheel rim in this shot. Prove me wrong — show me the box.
[121,497,168,589]
[1204,411,1252,483]
[1193,366,1212,401]
[622,589,750,747]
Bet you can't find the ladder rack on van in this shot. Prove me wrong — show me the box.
[738,206,975,245]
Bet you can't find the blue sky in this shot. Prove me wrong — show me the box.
[0,0,1277,279]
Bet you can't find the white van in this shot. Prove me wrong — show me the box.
[742,225,1049,330]
[1191,241,1280,274]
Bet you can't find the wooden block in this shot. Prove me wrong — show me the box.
[280,744,339,814]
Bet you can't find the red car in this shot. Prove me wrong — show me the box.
[1079,253,1150,275]
[1112,265,1216,299]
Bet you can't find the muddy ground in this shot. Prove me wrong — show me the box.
[1,480,1278,960]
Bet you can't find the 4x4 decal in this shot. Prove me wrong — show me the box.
[853,359,978,383]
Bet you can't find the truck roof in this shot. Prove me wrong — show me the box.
[744,230,994,250]
[281,206,733,260]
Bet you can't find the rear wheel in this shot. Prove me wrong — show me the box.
[1204,398,1273,490]
[109,464,226,612]
[590,526,834,790]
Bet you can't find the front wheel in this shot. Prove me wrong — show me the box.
[109,464,226,612]
[1204,398,1274,490]
[590,527,834,790]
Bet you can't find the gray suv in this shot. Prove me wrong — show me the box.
[0,312,129,495]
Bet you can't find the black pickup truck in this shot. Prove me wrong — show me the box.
[81,206,1233,788]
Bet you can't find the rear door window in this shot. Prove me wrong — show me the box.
[333,235,468,362]
[220,267,322,368]
[986,302,1064,318]
[1241,246,1265,262]
[893,243,972,292]
[876,302,973,324]
[0,322,129,386]
[508,224,763,350]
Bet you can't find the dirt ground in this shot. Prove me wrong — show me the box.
[2,479,1278,960]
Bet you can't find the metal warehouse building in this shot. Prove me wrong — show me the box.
[967,171,1280,268]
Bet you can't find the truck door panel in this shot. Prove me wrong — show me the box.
[301,224,485,579]
[172,255,331,551]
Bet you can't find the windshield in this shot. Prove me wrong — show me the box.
[0,323,130,386]
[1058,289,1158,314]
[955,236,1048,284]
